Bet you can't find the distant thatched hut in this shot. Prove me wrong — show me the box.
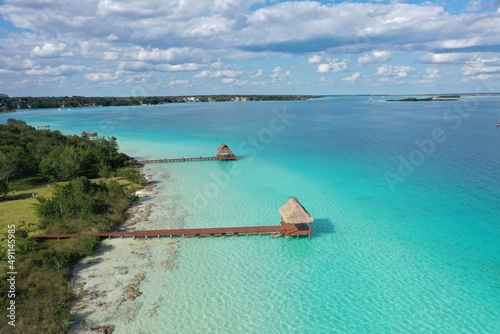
[81,131,98,139]
[279,197,313,237]
[216,143,237,161]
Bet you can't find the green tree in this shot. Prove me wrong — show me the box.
[0,178,8,198]
[98,160,113,179]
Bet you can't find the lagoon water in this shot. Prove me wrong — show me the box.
[2,97,500,333]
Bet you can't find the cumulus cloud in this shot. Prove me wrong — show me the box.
[424,68,441,79]
[85,72,117,81]
[0,0,499,94]
[250,69,263,77]
[195,70,211,78]
[270,66,291,80]
[317,59,348,73]
[342,72,361,83]
[358,51,392,64]
[418,52,479,64]
[31,42,66,58]
[194,69,243,78]
[376,64,414,78]
[25,65,86,76]
[308,55,322,64]
[169,79,190,86]
[461,57,500,79]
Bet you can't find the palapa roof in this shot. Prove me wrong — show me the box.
[279,197,313,225]
[216,143,233,155]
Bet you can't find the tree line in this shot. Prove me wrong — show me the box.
[0,94,321,111]
[0,119,133,197]
[0,119,145,332]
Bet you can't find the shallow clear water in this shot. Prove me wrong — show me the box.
[3,97,500,333]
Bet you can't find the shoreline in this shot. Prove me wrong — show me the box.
[70,166,180,332]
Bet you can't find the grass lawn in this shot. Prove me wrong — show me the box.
[0,185,53,234]
[0,177,137,235]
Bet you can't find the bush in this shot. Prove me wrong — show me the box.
[0,178,8,198]
[118,166,146,185]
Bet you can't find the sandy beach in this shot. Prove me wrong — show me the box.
[70,166,182,333]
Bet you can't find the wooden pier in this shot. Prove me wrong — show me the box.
[137,142,237,164]
[30,222,311,240]
[138,156,220,164]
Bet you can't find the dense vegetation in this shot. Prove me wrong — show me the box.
[0,119,130,190]
[0,119,145,333]
[387,95,461,102]
[0,94,320,111]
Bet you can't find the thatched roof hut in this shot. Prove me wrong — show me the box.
[279,197,313,225]
[216,143,237,160]
[216,143,233,155]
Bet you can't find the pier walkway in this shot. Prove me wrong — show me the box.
[138,156,216,164]
[137,155,237,164]
[30,222,311,240]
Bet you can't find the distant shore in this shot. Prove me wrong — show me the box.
[387,95,461,102]
[0,94,323,111]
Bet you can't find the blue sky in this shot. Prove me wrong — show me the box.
[0,0,499,96]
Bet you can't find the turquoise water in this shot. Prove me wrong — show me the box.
[2,97,500,333]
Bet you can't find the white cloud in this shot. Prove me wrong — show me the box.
[250,69,263,77]
[317,59,348,73]
[222,78,236,84]
[132,47,212,65]
[31,42,66,58]
[195,70,211,78]
[461,57,500,79]
[342,72,361,83]
[25,65,85,76]
[358,51,392,64]
[424,68,440,79]
[0,0,500,94]
[194,69,243,78]
[211,70,243,78]
[376,64,414,78]
[308,55,322,64]
[169,79,190,86]
[117,61,199,72]
[270,66,291,80]
[85,72,117,81]
[418,53,479,64]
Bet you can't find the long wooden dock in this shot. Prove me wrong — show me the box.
[30,222,311,240]
[137,155,237,164]
[138,156,217,164]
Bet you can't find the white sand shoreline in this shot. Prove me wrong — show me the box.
[70,166,181,333]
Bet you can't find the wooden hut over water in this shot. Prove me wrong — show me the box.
[216,143,237,161]
[279,197,313,237]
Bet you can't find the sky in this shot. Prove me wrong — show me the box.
[0,0,499,96]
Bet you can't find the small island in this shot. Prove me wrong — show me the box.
[387,95,460,102]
